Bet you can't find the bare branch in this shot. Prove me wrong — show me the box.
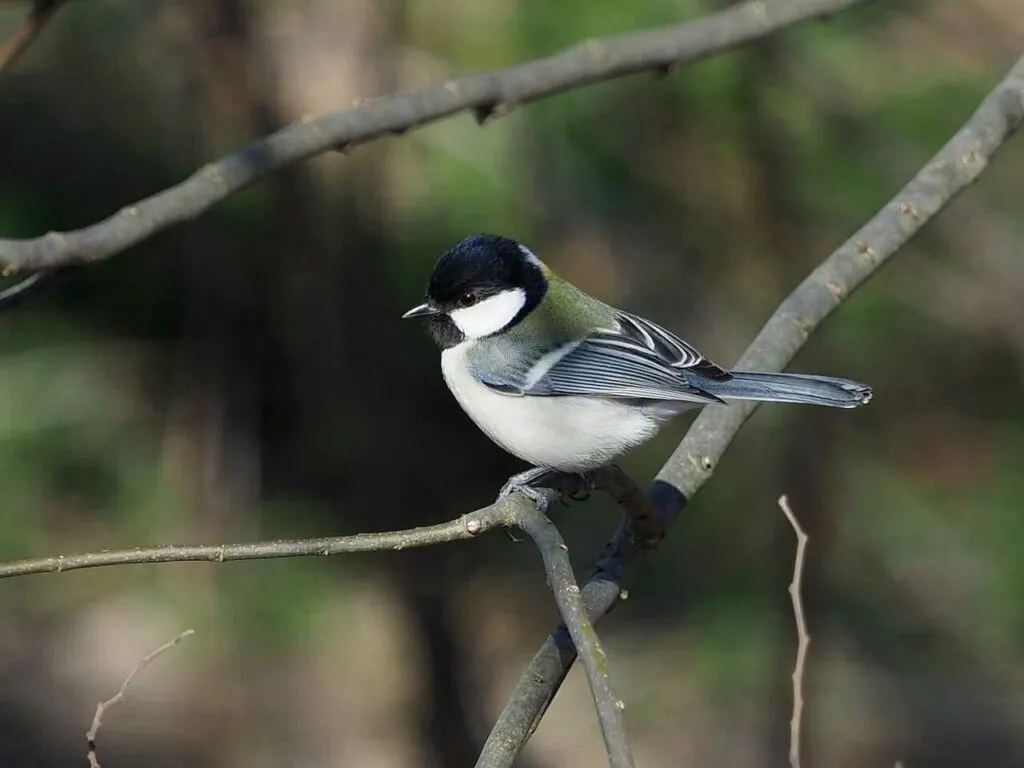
[0,0,69,74]
[778,495,810,768]
[0,501,517,578]
[477,52,1024,766]
[512,493,633,767]
[0,0,865,273]
[86,628,194,768]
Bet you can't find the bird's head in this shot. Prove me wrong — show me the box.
[403,234,549,347]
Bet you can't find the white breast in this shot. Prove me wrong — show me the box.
[441,343,688,471]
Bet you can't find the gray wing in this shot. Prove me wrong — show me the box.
[475,311,732,403]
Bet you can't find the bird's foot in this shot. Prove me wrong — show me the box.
[496,467,600,542]
[497,467,556,512]
[497,468,598,509]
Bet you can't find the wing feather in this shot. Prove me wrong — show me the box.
[476,310,731,403]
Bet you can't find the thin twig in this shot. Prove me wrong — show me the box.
[0,0,866,273]
[511,494,633,767]
[778,495,810,768]
[0,500,517,578]
[86,628,194,768]
[0,266,65,311]
[0,0,67,74]
[477,52,1024,767]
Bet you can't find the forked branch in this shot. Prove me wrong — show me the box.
[477,52,1024,766]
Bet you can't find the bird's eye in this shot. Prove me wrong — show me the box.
[456,293,477,308]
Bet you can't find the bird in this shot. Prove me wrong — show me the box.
[403,233,871,504]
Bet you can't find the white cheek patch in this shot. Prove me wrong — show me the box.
[449,288,527,339]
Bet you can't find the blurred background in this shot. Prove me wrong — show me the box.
[0,0,1022,766]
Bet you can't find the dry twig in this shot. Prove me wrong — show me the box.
[86,628,194,768]
[0,500,516,578]
[778,495,810,768]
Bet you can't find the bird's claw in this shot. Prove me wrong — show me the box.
[497,468,599,511]
[497,467,554,512]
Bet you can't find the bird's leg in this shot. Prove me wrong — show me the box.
[496,466,557,511]
[497,467,599,510]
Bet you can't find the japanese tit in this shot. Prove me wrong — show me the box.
[403,234,870,497]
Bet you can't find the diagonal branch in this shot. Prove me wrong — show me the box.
[0,0,865,273]
[512,494,633,767]
[476,52,1024,766]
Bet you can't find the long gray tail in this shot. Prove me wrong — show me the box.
[698,371,871,408]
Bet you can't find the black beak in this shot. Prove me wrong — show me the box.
[402,301,439,319]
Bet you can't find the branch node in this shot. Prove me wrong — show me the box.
[960,147,987,172]
[897,201,919,221]
[854,239,877,262]
[655,61,679,78]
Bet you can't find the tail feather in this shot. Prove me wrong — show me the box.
[695,371,871,408]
